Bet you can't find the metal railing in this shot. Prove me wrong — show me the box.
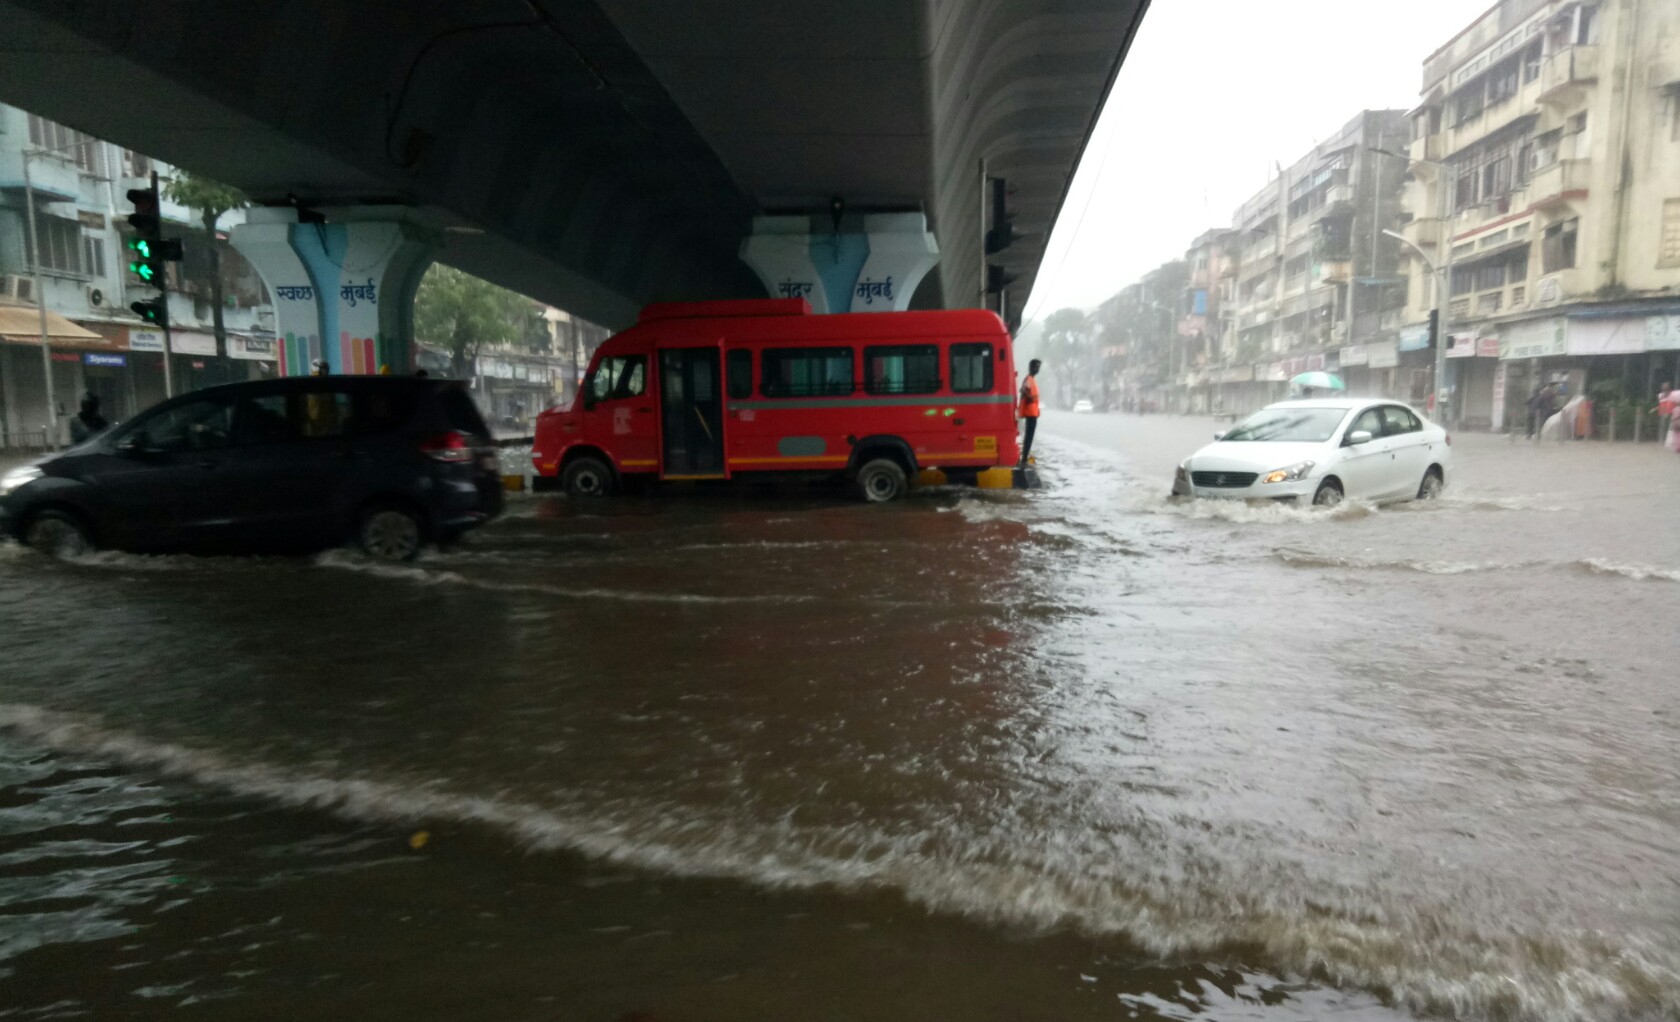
[0,428,54,453]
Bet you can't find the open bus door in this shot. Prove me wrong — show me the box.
[657,345,727,479]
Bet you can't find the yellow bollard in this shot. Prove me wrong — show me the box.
[976,467,1015,489]
[916,468,948,487]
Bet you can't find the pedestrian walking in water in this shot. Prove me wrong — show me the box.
[1018,358,1042,467]
[67,393,108,444]
[1656,382,1680,453]
[1528,383,1556,440]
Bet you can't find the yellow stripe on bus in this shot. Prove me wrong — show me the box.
[620,459,659,466]
[727,456,849,465]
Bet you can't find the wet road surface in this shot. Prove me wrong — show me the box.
[1,413,1677,1021]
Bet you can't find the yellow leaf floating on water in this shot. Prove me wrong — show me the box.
[408,830,430,850]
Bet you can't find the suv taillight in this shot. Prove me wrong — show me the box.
[420,430,473,463]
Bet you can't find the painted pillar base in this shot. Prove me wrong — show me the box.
[232,208,436,376]
[739,212,938,314]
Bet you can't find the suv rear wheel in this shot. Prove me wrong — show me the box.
[359,503,424,561]
[854,458,908,503]
[562,456,615,498]
[24,510,92,559]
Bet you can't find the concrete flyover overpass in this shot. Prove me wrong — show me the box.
[0,0,1148,371]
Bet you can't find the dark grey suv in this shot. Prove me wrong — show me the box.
[0,376,503,561]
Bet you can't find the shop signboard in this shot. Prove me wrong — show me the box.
[128,328,165,353]
[1366,341,1400,369]
[1499,317,1566,359]
[171,332,218,357]
[84,352,126,367]
[1398,324,1431,351]
[227,335,279,361]
[1476,336,1500,358]
[1646,314,1680,351]
[1566,317,1643,356]
[1446,333,1477,358]
[1339,344,1368,366]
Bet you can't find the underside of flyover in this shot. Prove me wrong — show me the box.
[0,0,1148,329]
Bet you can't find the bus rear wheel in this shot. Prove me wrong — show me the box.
[854,458,908,503]
[562,456,615,498]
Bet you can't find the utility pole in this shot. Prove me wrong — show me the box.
[1372,144,1452,417]
[19,155,59,445]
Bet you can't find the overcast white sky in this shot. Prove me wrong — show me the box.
[1018,0,1489,327]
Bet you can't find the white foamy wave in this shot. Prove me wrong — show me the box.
[312,550,816,604]
[1273,548,1518,575]
[1576,559,1680,583]
[1148,496,1377,524]
[3,702,1676,1022]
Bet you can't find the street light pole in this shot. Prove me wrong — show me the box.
[1371,145,1453,420]
[19,154,59,446]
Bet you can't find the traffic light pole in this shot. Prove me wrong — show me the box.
[19,154,59,445]
[153,170,174,398]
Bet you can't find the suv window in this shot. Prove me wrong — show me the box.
[438,386,491,439]
[1381,405,1422,436]
[128,395,233,452]
[232,389,356,445]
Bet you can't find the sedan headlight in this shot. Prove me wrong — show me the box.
[0,465,43,497]
[1261,460,1315,484]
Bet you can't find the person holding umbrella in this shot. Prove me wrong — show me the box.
[1289,371,1345,400]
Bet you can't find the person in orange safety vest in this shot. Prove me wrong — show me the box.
[1018,359,1042,467]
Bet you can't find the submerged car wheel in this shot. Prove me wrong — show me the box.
[562,456,614,498]
[359,504,424,562]
[1417,468,1444,500]
[1311,478,1344,508]
[855,458,908,503]
[23,510,91,559]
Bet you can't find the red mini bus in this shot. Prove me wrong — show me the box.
[532,298,1020,501]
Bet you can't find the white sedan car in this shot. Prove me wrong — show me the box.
[1172,398,1450,507]
[1073,399,1095,413]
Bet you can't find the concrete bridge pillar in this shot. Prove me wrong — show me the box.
[232,208,436,375]
[740,212,938,314]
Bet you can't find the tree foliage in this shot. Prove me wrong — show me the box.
[413,265,545,377]
[163,171,246,228]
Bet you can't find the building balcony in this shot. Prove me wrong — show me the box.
[1402,217,1441,249]
[1522,158,1591,210]
[1326,184,1353,206]
[1444,76,1543,154]
[1536,45,1598,103]
[1409,133,1443,163]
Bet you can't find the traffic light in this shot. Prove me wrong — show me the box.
[984,177,1014,255]
[126,186,159,236]
[1426,308,1440,348]
[130,297,167,326]
[985,263,1017,294]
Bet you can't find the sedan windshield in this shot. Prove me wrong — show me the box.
[1221,407,1349,443]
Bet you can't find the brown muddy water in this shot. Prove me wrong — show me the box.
[1,415,1677,1021]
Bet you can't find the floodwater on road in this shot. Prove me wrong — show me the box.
[1,412,1677,1022]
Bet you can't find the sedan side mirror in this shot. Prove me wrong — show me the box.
[1212,430,1226,440]
[116,430,149,456]
[1345,429,1373,446]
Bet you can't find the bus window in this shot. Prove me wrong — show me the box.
[589,355,647,402]
[761,347,854,398]
[727,349,753,399]
[864,345,939,395]
[950,343,994,393]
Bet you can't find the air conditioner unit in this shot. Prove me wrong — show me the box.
[85,285,107,308]
[2,275,36,304]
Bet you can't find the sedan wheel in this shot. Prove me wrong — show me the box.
[359,506,423,562]
[24,510,91,559]
[1311,479,1344,508]
[1417,470,1443,500]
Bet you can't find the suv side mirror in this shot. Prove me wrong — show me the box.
[116,430,149,456]
[1345,429,1373,446]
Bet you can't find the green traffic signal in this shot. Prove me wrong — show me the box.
[129,260,158,283]
[128,238,153,258]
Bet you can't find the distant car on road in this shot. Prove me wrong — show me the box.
[1170,398,1450,507]
[0,376,503,561]
[1072,399,1095,413]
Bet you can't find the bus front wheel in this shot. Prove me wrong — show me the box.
[562,456,615,498]
[854,458,908,503]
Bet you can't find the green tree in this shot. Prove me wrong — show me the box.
[162,171,246,359]
[412,264,542,378]
[1040,307,1093,407]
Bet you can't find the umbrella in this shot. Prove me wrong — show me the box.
[1290,371,1345,391]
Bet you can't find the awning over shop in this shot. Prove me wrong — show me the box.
[0,301,109,348]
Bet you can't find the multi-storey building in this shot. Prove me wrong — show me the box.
[1398,0,1680,431]
[1174,228,1238,412]
[0,103,276,444]
[1222,110,1411,412]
